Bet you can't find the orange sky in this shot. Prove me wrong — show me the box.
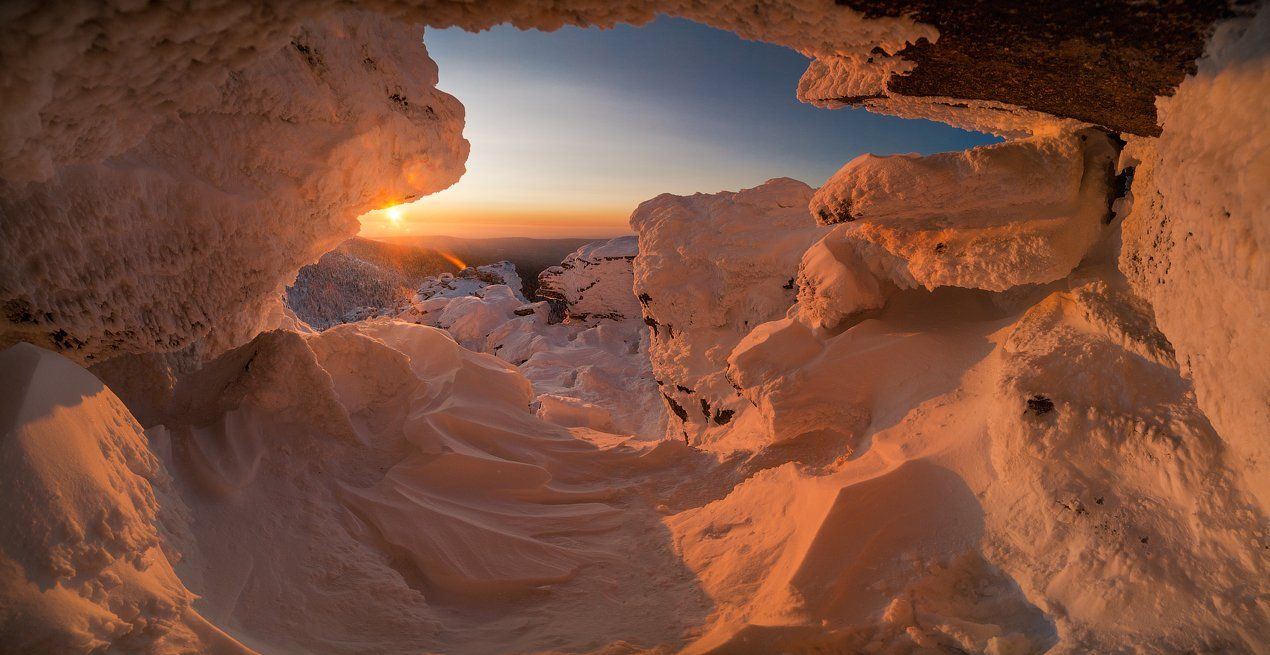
[357,203,633,239]
[357,21,996,241]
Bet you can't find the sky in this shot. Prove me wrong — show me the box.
[359,17,998,239]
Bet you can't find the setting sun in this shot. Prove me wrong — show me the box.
[386,206,403,225]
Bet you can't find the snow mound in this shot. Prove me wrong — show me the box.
[0,322,693,653]
[631,177,829,447]
[0,343,247,653]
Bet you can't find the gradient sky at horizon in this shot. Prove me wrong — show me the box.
[359,17,999,239]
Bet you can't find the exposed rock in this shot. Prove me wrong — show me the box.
[830,0,1234,136]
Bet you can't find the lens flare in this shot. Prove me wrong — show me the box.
[436,250,467,270]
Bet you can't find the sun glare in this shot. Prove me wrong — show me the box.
[386,206,403,225]
[437,250,467,270]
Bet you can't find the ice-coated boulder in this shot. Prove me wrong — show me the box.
[797,130,1119,330]
[631,177,829,446]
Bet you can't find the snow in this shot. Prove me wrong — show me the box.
[416,261,525,301]
[1117,6,1270,507]
[537,235,641,322]
[2,2,1268,654]
[395,241,666,438]
[631,178,829,447]
[0,343,247,653]
[0,11,468,364]
[798,130,1119,330]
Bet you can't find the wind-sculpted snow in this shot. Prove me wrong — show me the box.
[691,276,1268,652]
[2,1,1268,653]
[0,11,467,365]
[0,325,697,653]
[0,344,247,653]
[631,178,829,447]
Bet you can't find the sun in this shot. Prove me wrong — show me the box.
[385,206,403,225]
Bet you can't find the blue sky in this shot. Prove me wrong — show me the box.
[362,17,997,238]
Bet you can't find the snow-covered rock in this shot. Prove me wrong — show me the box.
[537,236,641,322]
[1118,8,1270,507]
[397,261,527,352]
[416,261,524,301]
[394,248,665,438]
[631,177,829,446]
[0,11,467,364]
[797,130,1119,330]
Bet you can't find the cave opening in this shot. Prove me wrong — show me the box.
[295,16,999,334]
